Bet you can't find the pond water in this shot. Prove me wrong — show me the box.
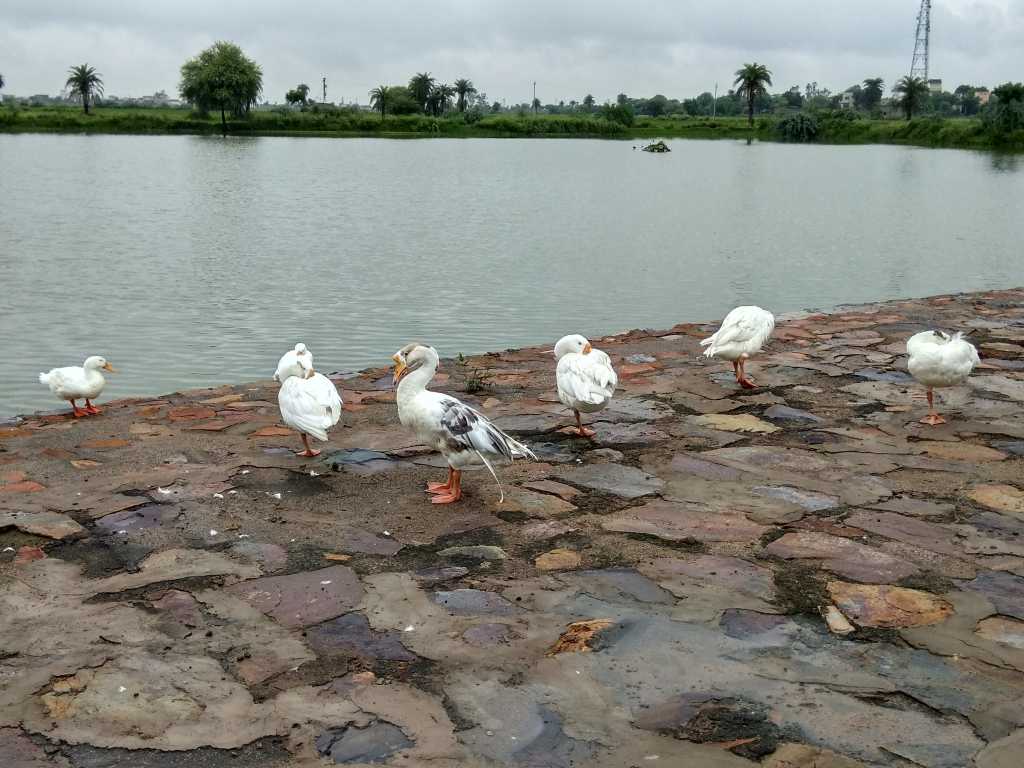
[1,133,1022,417]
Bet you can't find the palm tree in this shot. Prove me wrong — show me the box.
[369,85,388,120]
[66,64,104,114]
[454,78,477,112]
[427,83,455,116]
[408,72,434,113]
[734,63,772,126]
[862,77,884,110]
[893,76,930,120]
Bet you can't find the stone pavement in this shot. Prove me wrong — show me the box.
[2,288,1024,768]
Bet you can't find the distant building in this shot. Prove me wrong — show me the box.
[839,91,856,109]
[976,88,991,106]
[928,78,943,94]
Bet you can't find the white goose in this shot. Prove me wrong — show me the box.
[701,306,775,389]
[554,334,618,437]
[39,356,116,417]
[393,343,536,504]
[273,343,312,383]
[274,344,342,457]
[907,330,979,425]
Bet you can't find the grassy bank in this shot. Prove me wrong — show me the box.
[2,105,1021,149]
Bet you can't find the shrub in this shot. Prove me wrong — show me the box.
[776,113,819,142]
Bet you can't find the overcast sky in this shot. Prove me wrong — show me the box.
[2,1,1021,103]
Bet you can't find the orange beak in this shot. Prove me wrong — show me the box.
[102,362,117,373]
[392,355,407,385]
[582,343,592,355]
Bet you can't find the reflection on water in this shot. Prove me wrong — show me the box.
[1,134,1022,416]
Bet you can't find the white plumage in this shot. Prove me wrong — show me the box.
[907,330,979,425]
[38,355,115,417]
[701,305,775,388]
[554,334,617,437]
[273,343,313,383]
[274,344,342,455]
[394,343,535,504]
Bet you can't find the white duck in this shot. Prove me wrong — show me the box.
[39,356,116,417]
[393,343,536,504]
[701,306,775,389]
[273,343,312,383]
[275,345,342,457]
[553,334,618,437]
[907,330,979,426]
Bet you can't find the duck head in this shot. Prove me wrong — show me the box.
[553,334,592,359]
[393,343,438,385]
[85,356,116,373]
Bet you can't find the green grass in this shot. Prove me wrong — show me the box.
[2,105,1021,150]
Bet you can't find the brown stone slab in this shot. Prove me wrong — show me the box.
[225,565,363,628]
[765,531,918,583]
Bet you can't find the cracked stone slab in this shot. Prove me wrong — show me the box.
[225,565,363,628]
[0,510,85,540]
[602,500,769,544]
[827,581,954,628]
[552,463,664,499]
[764,532,918,583]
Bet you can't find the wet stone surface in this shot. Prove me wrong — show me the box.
[3,288,1024,767]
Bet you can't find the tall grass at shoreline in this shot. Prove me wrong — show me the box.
[1,105,1021,150]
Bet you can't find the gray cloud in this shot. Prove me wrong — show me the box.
[1,1,1021,104]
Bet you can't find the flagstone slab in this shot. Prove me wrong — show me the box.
[827,581,953,628]
[967,485,1024,519]
[603,500,769,544]
[689,414,781,434]
[962,571,1024,619]
[976,616,1024,649]
[552,463,664,499]
[845,510,962,557]
[764,531,918,583]
[867,496,955,518]
[225,565,363,628]
[0,511,85,540]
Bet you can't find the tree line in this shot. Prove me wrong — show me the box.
[12,41,1024,140]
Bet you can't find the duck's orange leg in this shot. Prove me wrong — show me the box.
[69,399,87,418]
[920,389,946,426]
[738,358,757,389]
[85,398,101,415]
[574,410,596,438]
[431,470,462,504]
[427,468,454,494]
[297,433,321,457]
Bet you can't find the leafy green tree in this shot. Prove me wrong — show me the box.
[600,102,634,126]
[454,78,476,112]
[893,75,929,120]
[384,86,419,115]
[582,94,595,112]
[285,83,310,106]
[0,74,5,91]
[782,87,803,109]
[734,62,772,126]
[490,100,501,113]
[426,83,454,116]
[777,113,819,142]
[862,78,884,111]
[180,42,263,131]
[531,97,541,112]
[369,85,388,120]
[616,93,628,107]
[953,85,980,116]
[408,72,434,112]
[645,94,668,116]
[65,64,104,114]
[986,82,1024,136]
